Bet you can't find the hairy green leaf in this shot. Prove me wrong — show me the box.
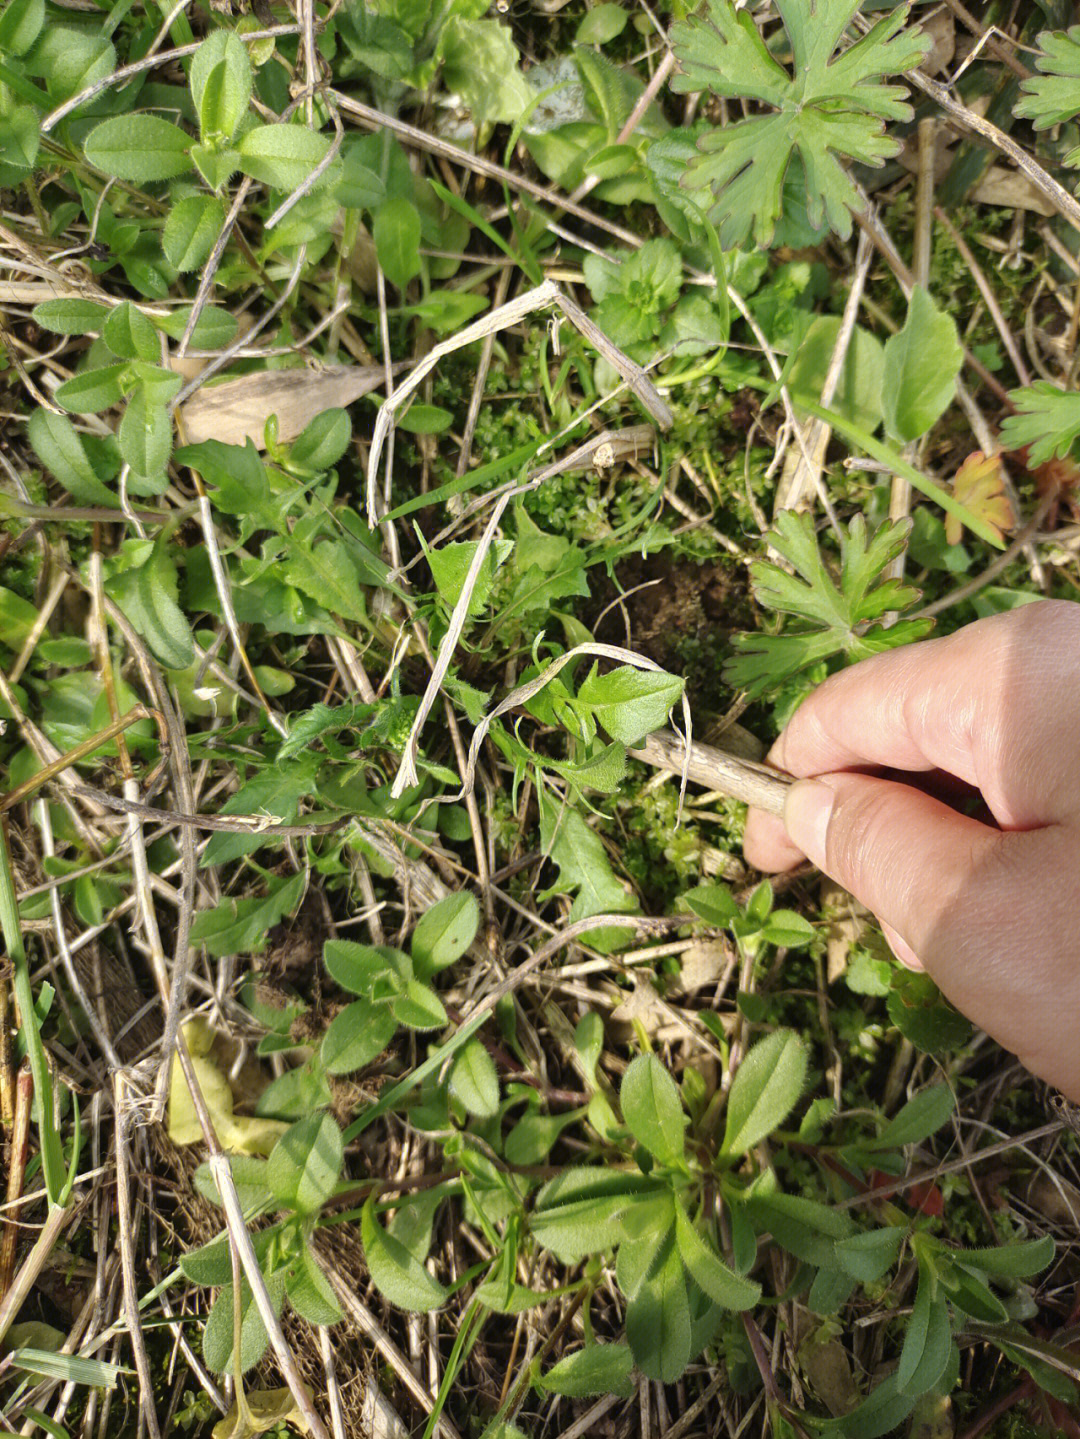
[83,114,193,182]
[449,1038,500,1118]
[722,1029,807,1156]
[620,1054,687,1166]
[361,1196,449,1312]
[266,1111,343,1215]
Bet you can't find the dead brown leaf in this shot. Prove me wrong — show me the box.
[178,364,395,448]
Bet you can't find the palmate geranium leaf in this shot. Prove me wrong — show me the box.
[723,511,933,698]
[1015,27,1080,165]
[670,0,930,247]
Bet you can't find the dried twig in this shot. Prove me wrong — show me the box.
[629,730,792,816]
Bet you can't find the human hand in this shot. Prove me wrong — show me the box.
[743,599,1080,1101]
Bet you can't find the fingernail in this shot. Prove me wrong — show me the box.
[784,779,836,868]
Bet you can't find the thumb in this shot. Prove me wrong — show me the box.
[783,773,1080,1099]
[782,773,1001,963]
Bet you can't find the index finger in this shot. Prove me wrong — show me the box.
[770,600,1080,831]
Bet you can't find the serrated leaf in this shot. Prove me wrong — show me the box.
[361,1196,449,1312]
[163,194,225,272]
[266,1112,343,1216]
[1015,27,1080,157]
[281,539,369,622]
[449,1039,500,1118]
[84,114,193,182]
[620,1053,687,1166]
[671,0,930,246]
[1000,382,1080,467]
[882,286,963,443]
[722,1029,806,1156]
[411,892,479,978]
[189,871,305,958]
[107,533,193,669]
[723,511,933,699]
[540,806,639,953]
[540,1344,634,1399]
[238,122,332,191]
[946,451,1014,548]
[577,665,684,745]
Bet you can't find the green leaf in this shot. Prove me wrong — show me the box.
[103,302,160,362]
[834,1227,905,1282]
[956,1235,1055,1280]
[577,3,628,45]
[266,1111,343,1215]
[531,1168,662,1260]
[31,298,109,335]
[321,1000,398,1074]
[670,0,930,246]
[683,883,738,926]
[620,1053,687,1166]
[760,909,815,948]
[189,871,306,959]
[190,29,252,144]
[54,363,129,414]
[449,1039,500,1118]
[284,1248,343,1326]
[882,286,963,443]
[869,1084,955,1151]
[1015,27,1080,163]
[540,805,639,953]
[361,1195,449,1312]
[0,104,40,169]
[724,511,933,699]
[256,1060,332,1119]
[722,1029,807,1156]
[282,539,369,623]
[200,761,318,867]
[290,408,351,471]
[390,979,447,1030]
[191,141,240,192]
[107,533,193,669]
[411,892,479,978]
[323,941,397,996]
[162,194,224,272]
[540,1344,634,1399]
[577,665,684,745]
[203,1272,285,1374]
[119,386,172,480]
[744,1188,854,1267]
[887,969,972,1054]
[0,0,44,56]
[625,1233,692,1384]
[83,114,193,182]
[373,195,422,290]
[439,16,532,126]
[897,1274,952,1395]
[238,122,331,191]
[1000,382,1080,466]
[191,1155,274,1213]
[427,538,511,615]
[785,315,884,433]
[26,409,118,507]
[673,1201,760,1309]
